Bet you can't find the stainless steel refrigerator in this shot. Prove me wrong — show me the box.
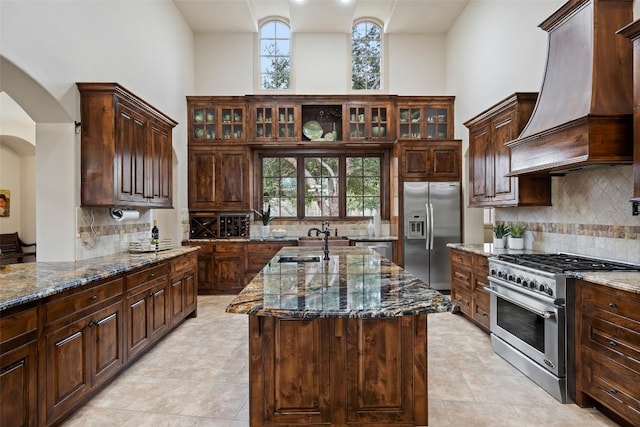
[403,182,461,291]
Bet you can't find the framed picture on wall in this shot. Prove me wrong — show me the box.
[0,190,10,217]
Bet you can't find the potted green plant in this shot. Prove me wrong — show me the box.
[254,204,273,237]
[492,222,509,249]
[507,223,528,250]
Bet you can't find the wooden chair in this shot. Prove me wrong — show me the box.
[0,232,36,264]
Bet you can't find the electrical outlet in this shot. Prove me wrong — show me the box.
[632,201,639,216]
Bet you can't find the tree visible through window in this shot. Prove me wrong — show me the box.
[260,154,384,219]
[352,20,381,90]
[260,20,291,90]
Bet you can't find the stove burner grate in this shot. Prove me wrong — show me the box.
[496,253,640,273]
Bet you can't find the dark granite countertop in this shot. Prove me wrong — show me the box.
[0,247,199,312]
[226,246,451,319]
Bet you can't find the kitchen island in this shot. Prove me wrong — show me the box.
[226,246,451,427]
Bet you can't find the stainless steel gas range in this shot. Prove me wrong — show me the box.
[486,253,640,403]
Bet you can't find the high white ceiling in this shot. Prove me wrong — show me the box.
[173,0,471,34]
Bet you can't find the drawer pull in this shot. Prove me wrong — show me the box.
[149,273,155,279]
[609,340,618,347]
[608,389,618,395]
[90,295,98,301]
[609,302,617,308]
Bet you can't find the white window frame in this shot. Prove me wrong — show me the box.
[350,18,386,93]
[255,17,294,93]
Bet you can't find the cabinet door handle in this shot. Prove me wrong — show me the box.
[609,302,617,308]
[88,320,98,328]
[609,340,618,347]
[90,295,98,301]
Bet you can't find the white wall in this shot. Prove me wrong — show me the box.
[194,28,448,95]
[0,0,194,260]
[445,0,566,244]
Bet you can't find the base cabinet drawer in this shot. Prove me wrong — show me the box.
[451,286,471,316]
[581,350,640,426]
[0,304,38,427]
[450,249,490,331]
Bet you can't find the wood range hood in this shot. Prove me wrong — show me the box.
[506,0,634,176]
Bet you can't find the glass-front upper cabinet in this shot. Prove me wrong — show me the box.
[253,103,299,142]
[187,97,246,144]
[397,97,454,140]
[345,102,393,142]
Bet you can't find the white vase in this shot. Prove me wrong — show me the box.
[493,236,506,249]
[508,236,524,250]
[261,225,271,238]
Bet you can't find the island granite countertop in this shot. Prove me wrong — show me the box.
[226,246,451,319]
[0,246,199,312]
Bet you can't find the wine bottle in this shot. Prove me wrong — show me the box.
[151,220,159,243]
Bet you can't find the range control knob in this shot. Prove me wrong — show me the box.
[538,283,546,293]
[491,269,497,276]
[522,280,529,288]
[516,277,522,284]
[530,281,538,291]
[508,274,515,282]
[546,287,554,297]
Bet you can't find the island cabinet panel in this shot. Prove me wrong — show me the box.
[0,304,38,427]
[259,317,332,425]
[345,316,423,425]
[249,315,428,426]
[450,249,490,332]
[575,279,640,426]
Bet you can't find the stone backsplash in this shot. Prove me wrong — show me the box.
[496,165,640,264]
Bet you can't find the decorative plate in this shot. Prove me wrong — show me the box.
[303,121,324,140]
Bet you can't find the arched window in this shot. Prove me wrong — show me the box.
[259,19,291,90]
[351,20,382,90]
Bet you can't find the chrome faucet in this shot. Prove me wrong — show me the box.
[307,222,331,260]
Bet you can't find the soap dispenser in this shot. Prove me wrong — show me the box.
[367,219,375,237]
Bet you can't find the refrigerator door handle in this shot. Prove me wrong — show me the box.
[429,202,434,250]
[425,203,430,250]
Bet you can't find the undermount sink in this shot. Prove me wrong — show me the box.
[278,256,321,263]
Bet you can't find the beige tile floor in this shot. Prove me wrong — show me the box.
[63,295,620,427]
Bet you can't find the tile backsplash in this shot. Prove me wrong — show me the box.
[496,165,640,264]
[76,207,152,260]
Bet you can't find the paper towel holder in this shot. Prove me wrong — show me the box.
[109,208,140,221]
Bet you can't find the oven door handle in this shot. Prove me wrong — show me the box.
[484,286,556,319]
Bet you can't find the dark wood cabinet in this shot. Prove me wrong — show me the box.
[251,102,300,142]
[399,140,461,182]
[397,96,454,140]
[43,290,124,426]
[450,248,490,332]
[245,241,294,284]
[0,304,38,427]
[188,146,250,211]
[465,93,551,207]
[4,251,199,426]
[188,96,246,143]
[78,82,176,208]
[344,100,394,142]
[575,279,640,426]
[619,19,640,202]
[185,241,247,294]
[169,252,198,324]
[124,263,170,361]
[250,315,428,426]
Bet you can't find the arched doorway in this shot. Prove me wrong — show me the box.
[0,55,75,261]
